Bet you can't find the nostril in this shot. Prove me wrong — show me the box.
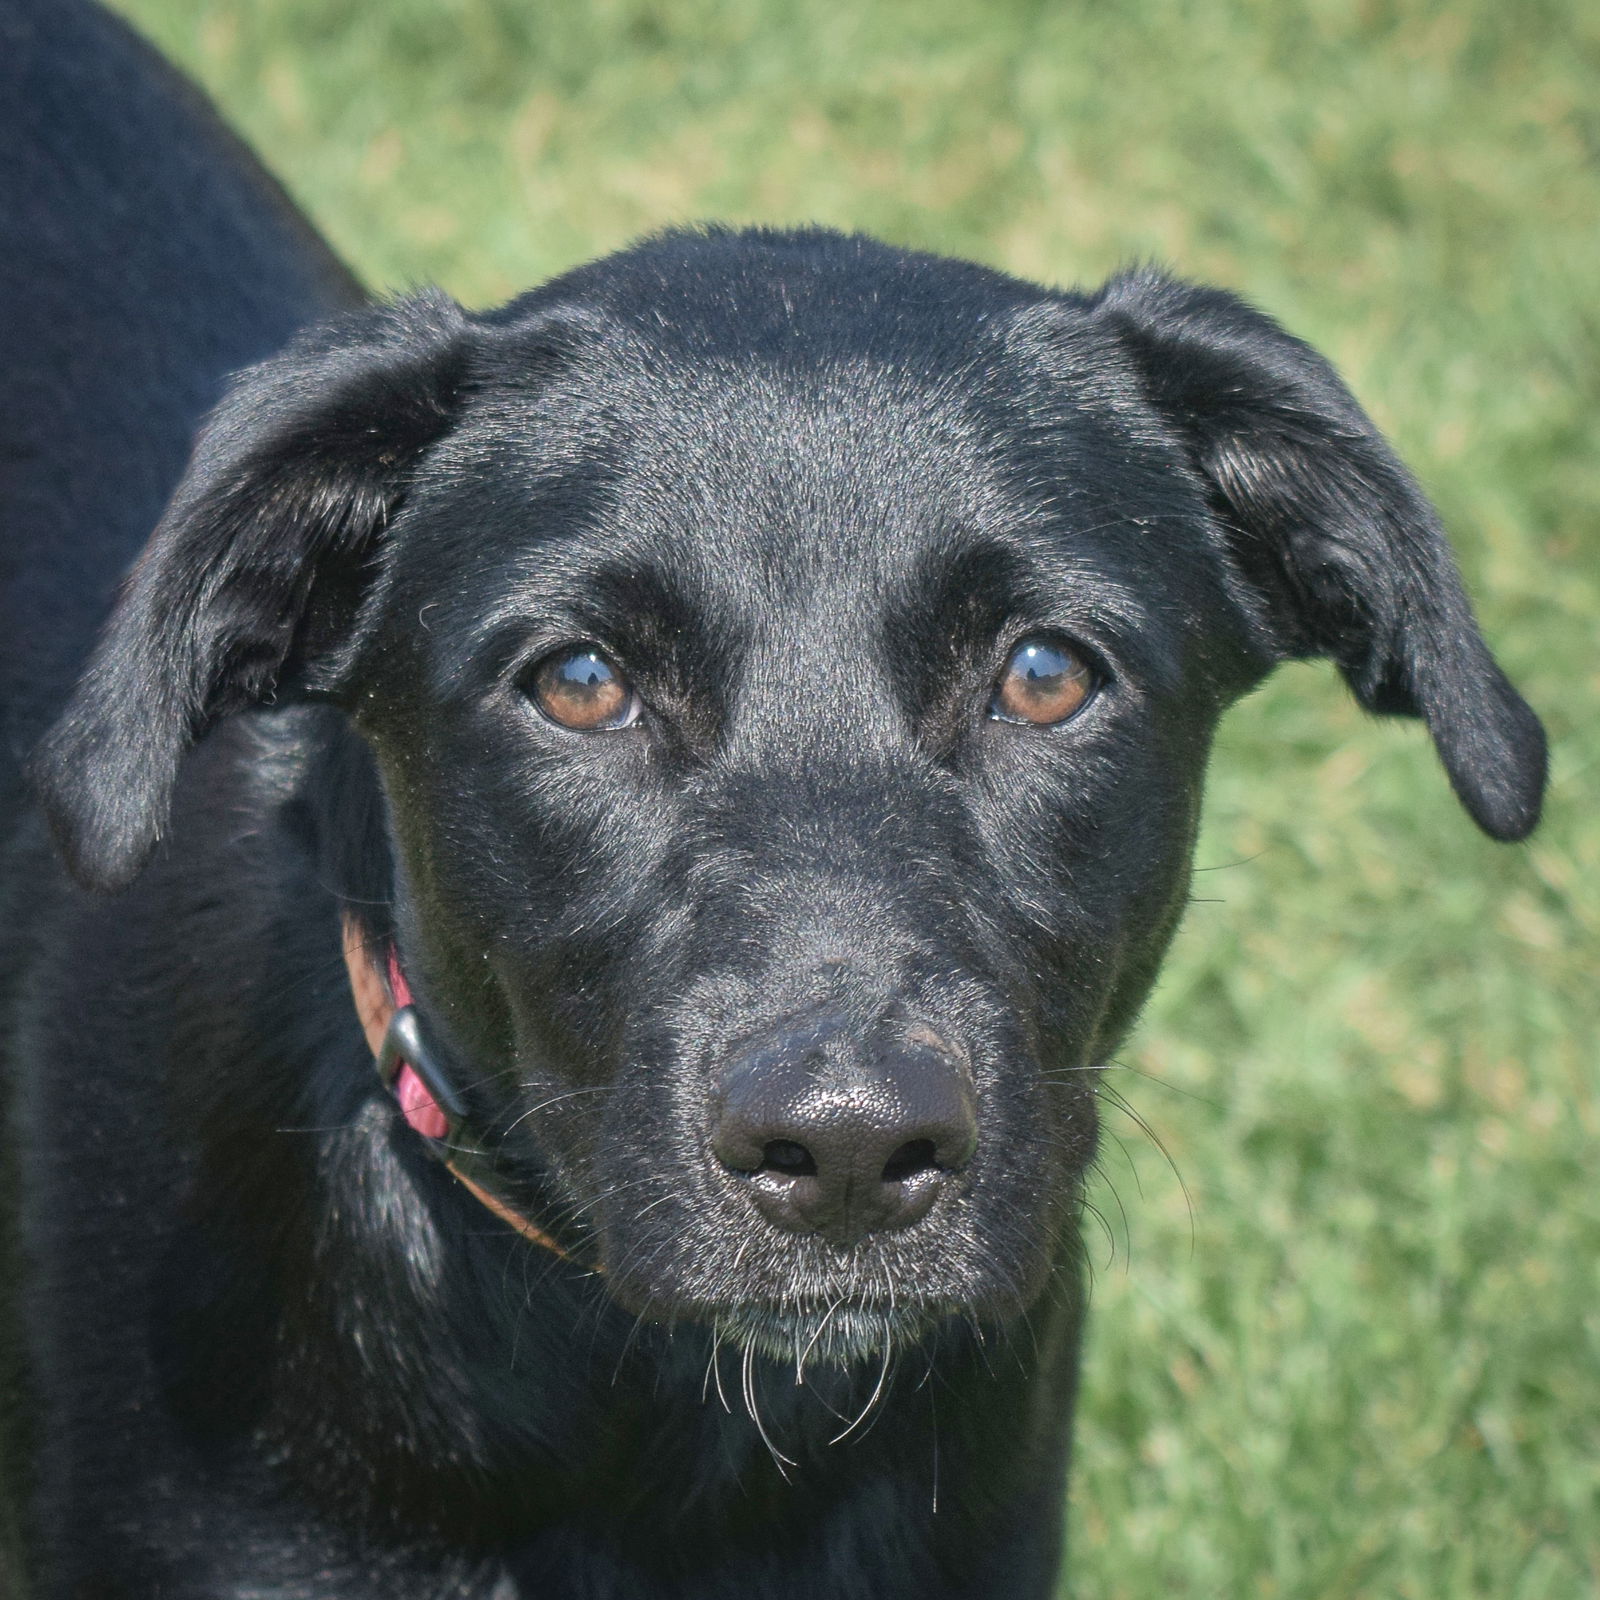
[880,1137,940,1184]
[759,1139,818,1177]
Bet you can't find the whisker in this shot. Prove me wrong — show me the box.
[1096,1081,1194,1241]
[742,1344,795,1474]
[828,1342,894,1446]
[496,1084,609,1139]
[797,1295,844,1382]
[709,1328,733,1414]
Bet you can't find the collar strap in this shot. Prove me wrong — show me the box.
[340,915,579,1263]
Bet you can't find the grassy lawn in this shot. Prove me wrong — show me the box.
[107,1,1600,1592]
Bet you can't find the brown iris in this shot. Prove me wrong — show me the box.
[990,637,1095,726]
[530,647,640,731]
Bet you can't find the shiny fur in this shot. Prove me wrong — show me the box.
[0,1,1544,1594]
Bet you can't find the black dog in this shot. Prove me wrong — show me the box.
[0,1,1545,1594]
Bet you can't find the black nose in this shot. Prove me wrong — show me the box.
[711,1012,978,1248]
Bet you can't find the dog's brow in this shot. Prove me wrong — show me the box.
[448,556,736,707]
[891,528,1173,689]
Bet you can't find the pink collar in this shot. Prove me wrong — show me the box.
[341,914,582,1264]
[381,949,451,1140]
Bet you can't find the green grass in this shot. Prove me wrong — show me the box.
[108,1,1600,1592]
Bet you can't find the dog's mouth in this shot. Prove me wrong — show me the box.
[706,1299,945,1369]
[589,1135,1074,1372]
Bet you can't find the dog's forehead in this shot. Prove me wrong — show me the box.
[390,241,1240,687]
[483,357,1021,593]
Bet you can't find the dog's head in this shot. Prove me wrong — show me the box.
[32,228,1544,1365]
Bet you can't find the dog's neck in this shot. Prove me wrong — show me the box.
[339,911,579,1263]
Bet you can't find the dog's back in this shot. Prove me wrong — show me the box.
[0,0,354,1577]
[0,0,359,779]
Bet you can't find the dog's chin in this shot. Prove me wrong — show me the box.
[598,1217,1058,1369]
[704,1301,947,1369]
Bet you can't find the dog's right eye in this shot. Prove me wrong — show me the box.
[527,647,641,731]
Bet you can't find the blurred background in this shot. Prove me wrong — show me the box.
[107,1,1598,1593]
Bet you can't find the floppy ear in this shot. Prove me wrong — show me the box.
[1092,269,1545,842]
[29,289,471,891]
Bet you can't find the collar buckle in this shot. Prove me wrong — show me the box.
[377,1005,467,1146]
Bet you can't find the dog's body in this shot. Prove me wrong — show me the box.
[0,2,1545,1595]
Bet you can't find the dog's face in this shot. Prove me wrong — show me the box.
[354,291,1243,1355]
[34,229,1544,1366]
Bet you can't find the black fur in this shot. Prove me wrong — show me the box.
[1,2,1545,1595]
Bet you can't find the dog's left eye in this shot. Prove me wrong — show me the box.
[989,636,1096,726]
[528,647,641,731]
